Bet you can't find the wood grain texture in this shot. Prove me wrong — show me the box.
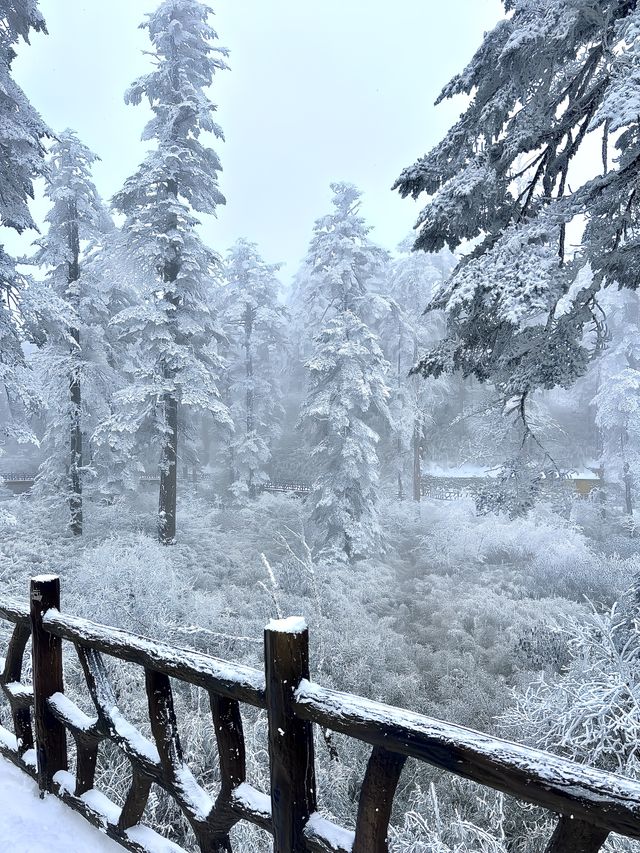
[2,622,34,755]
[30,576,67,792]
[353,747,406,853]
[265,622,317,853]
[44,609,265,707]
[545,816,608,853]
[295,680,640,839]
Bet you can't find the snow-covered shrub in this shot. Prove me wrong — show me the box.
[501,596,640,775]
[390,784,507,853]
[382,497,630,605]
[66,533,193,636]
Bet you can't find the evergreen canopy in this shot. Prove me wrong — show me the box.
[395,0,640,412]
[0,0,49,446]
[0,0,48,233]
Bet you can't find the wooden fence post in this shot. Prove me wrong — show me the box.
[30,574,67,794]
[265,617,317,853]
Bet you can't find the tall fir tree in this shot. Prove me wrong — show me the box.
[31,130,113,533]
[0,0,49,452]
[297,184,391,559]
[0,0,47,234]
[294,182,389,334]
[109,0,231,543]
[222,238,287,498]
[394,0,640,480]
[301,313,390,560]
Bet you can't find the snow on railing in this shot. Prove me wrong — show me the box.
[262,481,312,495]
[420,475,605,501]
[0,578,638,853]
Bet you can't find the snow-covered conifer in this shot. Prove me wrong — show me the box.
[378,241,455,500]
[293,182,389,343]
[30,130,113,533]
[0,0,49,452]
[0,0,48,234]
[298,184,391,559]
[394,1,640,454]
[109,0,231,543]
[301,311,390,560]
[222,239,287,498]
[593,290,640,509]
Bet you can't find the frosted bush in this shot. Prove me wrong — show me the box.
[501,598,640,774]
[425,502,591,571]
[388,782,552,853]
[66,533,192,636]
[382,497,630,604]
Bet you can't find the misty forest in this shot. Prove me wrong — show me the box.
[5,1,640,852]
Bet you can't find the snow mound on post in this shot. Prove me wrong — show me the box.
[266,616,307,634]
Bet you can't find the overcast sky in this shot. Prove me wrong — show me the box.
[10,0,503,277]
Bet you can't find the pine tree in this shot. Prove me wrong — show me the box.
[31,130,113,533]
[0,0,49,452]
[301,312,390,560]
[110,0,231,543]
[0,0,47,233]
[394,1,640,459]
[295,182,389,333]
[222,239,287,498]
[298,184,391,559]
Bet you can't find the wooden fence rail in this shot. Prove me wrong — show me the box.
[1,577,640,852]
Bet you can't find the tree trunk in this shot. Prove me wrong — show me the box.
[158,178,180,544]
[244,302,256,498]
[624,461,633,516]
[69,327,83,536]
[412,418,422,502]
[411,334,422,503]
[397,318,404,501]
[159,382,178,545]
[68,214,82,536]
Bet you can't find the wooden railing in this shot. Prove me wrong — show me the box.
[0,472,37,483]
[1,576,640,852]
[262,481,312,495]
[420,475,605,501]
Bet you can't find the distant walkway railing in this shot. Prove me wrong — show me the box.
[420,475,605,501]
[1,472,605,502]
[262,481,312,495]
[1,577,638,852]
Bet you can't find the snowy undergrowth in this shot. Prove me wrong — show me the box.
[1,491,638,851]
[383,497,635,603]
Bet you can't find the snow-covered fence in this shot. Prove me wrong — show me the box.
[420,475,605,502]
[0,473,37,496]
[2,578,640,852]
[0,472,37,483]
[261,481,312,496]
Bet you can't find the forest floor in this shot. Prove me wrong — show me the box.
[1,490,639,852]
[1,489,635,729]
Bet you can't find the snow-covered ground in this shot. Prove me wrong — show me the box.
[0,758,121,852]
